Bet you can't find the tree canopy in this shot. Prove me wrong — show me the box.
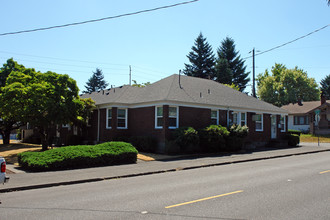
[0,58,26,144]
[183,32,215,79]
[320,74,330,98]
[0,60,95,149]
[215,37,250,92]
[84,68,109,93]
[257,64,319,107]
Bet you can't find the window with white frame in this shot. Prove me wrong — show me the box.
[233,112,238,125]
[117,108,127,129]
[211,110,218,125]
[280,115,286,132]
[169,106,178,129]
[240,112,246,126]
[106,108,112,129]
[155,106,163,128]
[255,114,263,131]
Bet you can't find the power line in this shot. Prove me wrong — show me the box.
[243,24,330,60]
[0,0,199,37]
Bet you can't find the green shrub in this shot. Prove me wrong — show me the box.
[288,129,302,136]
[18,142,138,172]
[199,125,229,152]
[128,136,157,153]
[286,134,300,147]
[226,125,249,151]
[173,127,200,152]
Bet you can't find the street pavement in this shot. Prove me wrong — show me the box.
[1,142,330,193]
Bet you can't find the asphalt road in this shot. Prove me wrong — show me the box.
[1,152,329,220]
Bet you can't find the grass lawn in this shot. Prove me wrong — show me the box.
[300,134,330,143]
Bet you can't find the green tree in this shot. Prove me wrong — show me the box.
[0,58,26,144]
[131,80,151,87]
[0,67,95,150]
[183,32,215,79]
[320,74,330,98]
[84,68,109,93]
[257,64,319,107]
[215,37,250,92]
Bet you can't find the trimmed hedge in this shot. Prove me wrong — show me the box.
[173,127,200,152]
[288,129,302,136]
[286,134,300,147]
[18,142,138,172]
[199,125,229,152]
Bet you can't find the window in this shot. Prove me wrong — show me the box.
[255,114,263,131]
[294,116,309,125]
[241,113,246,126]
[155,106,163,128]
[280,115,286,132]
[169,106,178,129]
[211,110,218,125]
[106,108,112,129]
[62,124,69,128]
[117,108,127,129]
[233,112,238,125]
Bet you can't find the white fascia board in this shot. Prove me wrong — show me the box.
[96,101,288,115]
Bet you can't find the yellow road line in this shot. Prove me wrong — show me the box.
[319,170,330,174]
[165,190,243,209]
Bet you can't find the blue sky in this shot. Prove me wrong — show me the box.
[1,0,329,94]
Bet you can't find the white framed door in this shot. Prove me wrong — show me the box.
[271,115,277,139]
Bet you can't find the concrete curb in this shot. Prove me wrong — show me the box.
[1,148,329,193]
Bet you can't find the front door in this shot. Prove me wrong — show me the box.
[271,115,277,139]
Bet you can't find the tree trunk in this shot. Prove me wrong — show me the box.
[39,127,49,151]
[1,130,11,144]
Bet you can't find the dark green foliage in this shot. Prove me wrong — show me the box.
[127,136,157,153]
[83,68,109,93]
[173,127,200,152]
[66,134,82,146]
[215,37,250,92]
[287,129,302,136]
[183,32,215,79]
[226,124,249,151]
[18,142,138,172]
[199,125,229,152]
[320,74,330,98]
[286,134,300,147]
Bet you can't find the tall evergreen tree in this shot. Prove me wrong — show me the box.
[215,37,250,92]
[83,68,109,93]
[183,33,215,79]
[320,74,330,98]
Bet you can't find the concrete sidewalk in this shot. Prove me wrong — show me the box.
[1,142,330,193]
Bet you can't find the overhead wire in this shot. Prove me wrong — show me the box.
[243,24,330,60]
[0,0,199,37]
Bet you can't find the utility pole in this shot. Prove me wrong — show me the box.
[129,65,131,86]
[252,48,256,98]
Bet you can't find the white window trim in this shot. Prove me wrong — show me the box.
[106,108,112,129]
[155,106,163,129]
[169,106,179,129]
[280,115,286,132]
[240,112,247,126]
[211,109,219,125]
[255,114,263,132]
[117,108,128,129]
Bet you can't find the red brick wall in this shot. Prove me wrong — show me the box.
[179,106,211,129]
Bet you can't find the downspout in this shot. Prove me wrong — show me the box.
[97,107,100,143]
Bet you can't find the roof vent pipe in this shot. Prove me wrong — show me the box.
[200,92,202,98]
[179,70,182,89]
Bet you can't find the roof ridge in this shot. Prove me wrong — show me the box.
[164,74,176,100]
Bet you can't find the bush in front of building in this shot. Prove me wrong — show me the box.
[287,129,302,136]
[226,124,249,151]
[286,134,300,147]
[18,141,138,172]
[199,125,229,152]
[128,136,157,153]
[173,127,200,153]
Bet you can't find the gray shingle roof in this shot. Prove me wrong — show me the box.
[281,100,328,114]
[81,74,288,114]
